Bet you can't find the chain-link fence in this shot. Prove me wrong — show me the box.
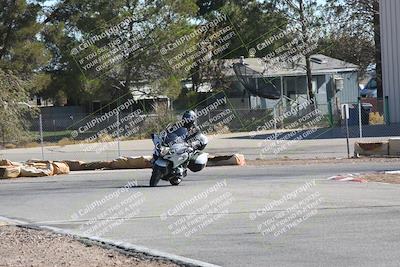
[0,94,398,162]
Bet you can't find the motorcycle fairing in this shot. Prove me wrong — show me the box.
[188,152,208,172]
[194,152,208,165]
[154,158,169,168]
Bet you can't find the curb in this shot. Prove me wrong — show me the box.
[328,170,400,184]
[0,216,220,267]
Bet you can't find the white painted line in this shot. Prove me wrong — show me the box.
[385,170,400,174]
[0,216,27,225]
[70,169,149,175]
[0,215,220,267]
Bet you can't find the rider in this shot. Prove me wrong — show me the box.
[153,110,208,160]
[180,110,207,151]
[158,110,208,180]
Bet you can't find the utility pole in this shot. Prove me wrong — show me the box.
[298,0,315,104]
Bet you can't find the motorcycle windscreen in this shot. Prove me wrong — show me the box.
[152,133,162,146]
[164,127,188,146]
[170,143,189,155]
[173,127,188,140]
[164,133,179,146]
[233,63,281,100]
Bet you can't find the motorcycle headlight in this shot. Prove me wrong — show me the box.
[160,146,170,156]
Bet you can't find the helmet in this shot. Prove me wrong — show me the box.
[182,110,197,128]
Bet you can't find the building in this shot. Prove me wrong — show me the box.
[220,54,359,116]
[28,95,54,108]
[380,0,400,124]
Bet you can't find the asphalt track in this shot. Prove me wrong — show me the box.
[0,134,393,162]
[1,161,400,266]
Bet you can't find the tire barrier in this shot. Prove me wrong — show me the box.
[109,156,153,169]
[0,160,70,179]
[0,154,246,179]
[62,160,85,171]
[0,166,21,179]
[207,154,246,166]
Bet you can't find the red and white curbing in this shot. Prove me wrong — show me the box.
[327,173,368,183]
[329,170,400,183]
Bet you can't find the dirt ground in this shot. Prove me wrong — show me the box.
[248,157,400,184]
[0,225,179,267]
[247,157,400,166]
[362,172,400,184]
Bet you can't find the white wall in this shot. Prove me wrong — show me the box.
[380,0,400,123]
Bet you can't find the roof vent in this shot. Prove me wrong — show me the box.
[310,57,326,64]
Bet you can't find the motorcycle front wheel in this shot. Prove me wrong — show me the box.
[150,166,163,187]
[169,177,182,186]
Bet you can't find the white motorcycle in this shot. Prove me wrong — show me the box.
[150,128,208,187]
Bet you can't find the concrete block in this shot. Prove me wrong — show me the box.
[354,141,389,156]
[389,138,400,156]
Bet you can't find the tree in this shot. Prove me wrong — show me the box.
[189,0,287,93]
[41,0,199,106]
[41,21,88,106]
[0,69,35,145]
[319,34,375,77]
[0,0,50,79]
[277,0,322,103]
[325,0,382,98]
[221,0,288,58]
[0,0,50,144]
[196,0,226,16]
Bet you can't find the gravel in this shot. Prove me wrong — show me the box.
[0,225,180,267]
[362,173,400,184]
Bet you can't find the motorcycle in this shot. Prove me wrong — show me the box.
[150,128,208,187]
